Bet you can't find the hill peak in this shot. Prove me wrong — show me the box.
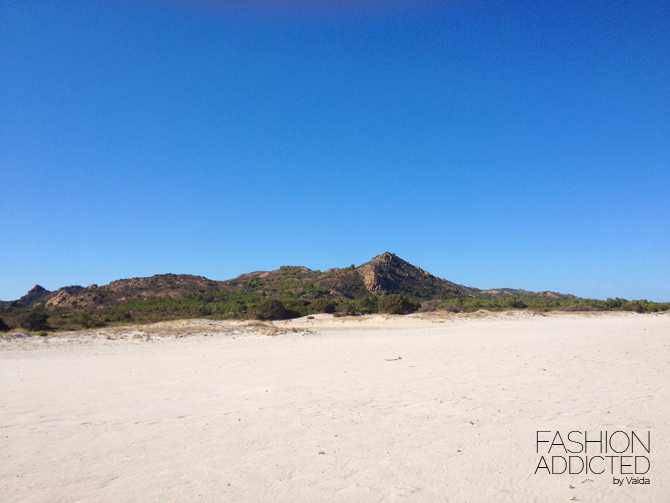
[369,251,400,263]
[10,284,52,309]
[357,253,468,297]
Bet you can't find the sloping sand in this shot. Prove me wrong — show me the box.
[1,312,668,502]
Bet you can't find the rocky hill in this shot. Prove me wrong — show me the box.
[0,252,588,328]
[355,252,476,298]
[0,252,576,313]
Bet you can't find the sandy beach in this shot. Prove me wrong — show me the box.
[1,312,668,502]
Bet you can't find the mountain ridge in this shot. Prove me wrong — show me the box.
[5,251,664,330]
[1,252,576,315]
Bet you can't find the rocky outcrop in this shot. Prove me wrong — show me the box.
[105,274,218,293]
[536,291,577,300]
[4,285,51,309]
[355,252,471,298]
[44,287,104,311]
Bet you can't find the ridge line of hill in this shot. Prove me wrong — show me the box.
[2,252,576,310]
[3,252,664,331]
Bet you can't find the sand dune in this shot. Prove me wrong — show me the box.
[1,312,668,502]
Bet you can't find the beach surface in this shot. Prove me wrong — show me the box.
[1,312,668,502]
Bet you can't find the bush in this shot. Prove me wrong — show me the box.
[254,299,287,320]
[21,311,49,331]
[506,298,528,309]
[309,298,336,314]
[0,316,10,332]
[114,311,133,322]
[355,297,378,314]
[605,298,624,309]
[78,311,107,329]
[442,303,462,313]
[418,300,440,313]
[378,294,418,315]
[36,330,48,337]
[621,302,643,313]
[335,300,359,317]
[283,299,311,318]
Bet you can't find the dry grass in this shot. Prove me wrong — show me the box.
[263,327,310,337]
[243,320,274,329]
[96,319,310,339]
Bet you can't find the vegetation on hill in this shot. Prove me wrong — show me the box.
[1,253,667,332]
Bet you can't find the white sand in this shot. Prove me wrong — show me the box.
[1,312,668,502]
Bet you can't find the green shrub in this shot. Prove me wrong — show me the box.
[0,316,10,332]
[78,311,107,329]
[36,330,48,337]
[556,303,599,312]
[378,294,418,315]
[114,311,132,321]
[21,311,49,331]
[506,297,528,309]
[355,297,378,314]
[605,298,624,309]
[335,300,359,317]
[621,301,643,313]
[283,299,311,318]
[254,299,287,320]
[309,298,336,314]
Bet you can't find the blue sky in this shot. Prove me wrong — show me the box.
[1,0,668,301]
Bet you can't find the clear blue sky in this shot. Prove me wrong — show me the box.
[1,0,669,302]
